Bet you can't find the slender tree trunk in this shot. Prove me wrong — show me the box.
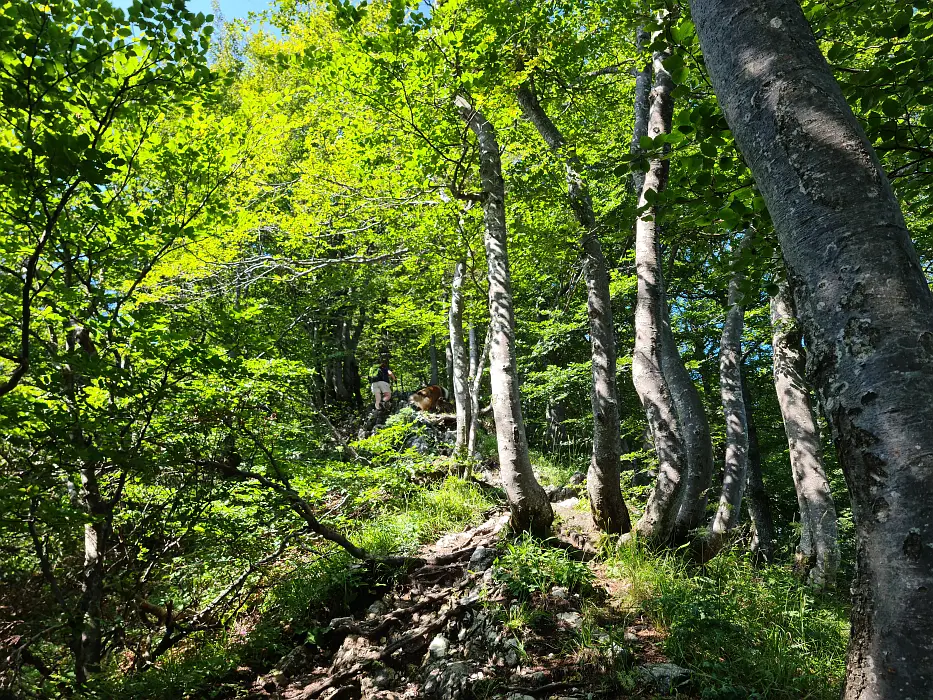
[467,324,491,458]
[630,39,713,538]
[445,343,454,399]
[449,260,471,461]
[708,242,750,549]
[331,321,349,402]
[630,27,652,196]
[456,95,552,535]
[631,52,688,543]
[664,270,715,537]
[546,400,567,444]
[515,82,630,534]
[771,280,839,588]
[429,334,439,386]
[346,310,365,408]
[691,2,933,694]
[742,370,775,562]
[76,467,106,684]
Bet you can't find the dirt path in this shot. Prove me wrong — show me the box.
[232,500,694,700]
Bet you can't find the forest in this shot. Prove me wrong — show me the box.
[2,0,932,698]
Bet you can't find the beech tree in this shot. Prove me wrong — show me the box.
[631,51,689,543]
[692,0,933,694]
[456,95,553,535]
[515,82,630,535]
[771,280,839,588]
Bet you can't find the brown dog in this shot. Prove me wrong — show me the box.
[409,385,445,412]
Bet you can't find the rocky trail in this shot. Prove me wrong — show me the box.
[235,473,694,700]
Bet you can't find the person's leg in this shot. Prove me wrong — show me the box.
[372,383,382,409]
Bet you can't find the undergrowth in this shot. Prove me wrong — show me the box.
[101,476,493,699]
[605,541,849,700]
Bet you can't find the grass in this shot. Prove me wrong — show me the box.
[604,540,849,700]
[493,533,596,600]
[99,476,494,700]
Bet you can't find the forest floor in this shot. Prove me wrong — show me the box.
[229,478,695,700]
[108,408,848,700]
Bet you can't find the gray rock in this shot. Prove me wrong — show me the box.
[422,660,473,699]
[638,662,691,694]
[428,634,450,659]
[556,611,583,630]
[469,545,497,572]
[332,634,380,673]
[569,471,585,485]
[502,638,521,667]
[550,586,569,599]
[546,485,578,502]
[277,645,313,676]
[367,600,389,617]
[327,616,355,630]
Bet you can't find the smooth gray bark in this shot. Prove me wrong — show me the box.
[709,244,750,547]
[691,2,933,694]
[467,324,491,458]
[771,280,839,588]
[631,53,688,543]
[742,370,775,563]
[449,260,471,461]
[516,82,630,535]
[630,27,652,196]
[665,277,715,537]
[456,95,553,535]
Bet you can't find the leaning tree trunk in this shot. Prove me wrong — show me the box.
[664,272,715,537]
[691,2,933,694]
[456,95,553,535]
[742,370,775,563]
[467,324,491,458]
[707,241,750,553]
[771,280,839,588]
[449,260,472,461]
[516,82,630,535]
[631,52,688,543]
[629,41,714,539]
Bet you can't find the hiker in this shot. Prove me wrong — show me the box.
[370,359,395,409]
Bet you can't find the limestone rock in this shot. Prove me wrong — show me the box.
[468,545,496,572]
[638,662,691,694]
[422,660,473,699]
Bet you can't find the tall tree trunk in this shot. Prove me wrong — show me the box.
[449,260,471,461]
[631,52,688,543]
[664,270,715,537]
[445,343,454,399]
[691,2,933,694]
[546,400,567,444]
[630,26,652,196]
[429,334,439,386]
[76,467,106,684]
[331,321,349,402]
[771,280,839,588]
[515,82,630,535]
[456,95,553,535]
[742,370,775,563]
[708,242,750,549]
[467,324,491,458]
[630,38,714,538]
